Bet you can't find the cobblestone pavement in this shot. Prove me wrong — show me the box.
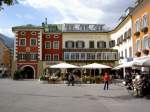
[0,79,150,112]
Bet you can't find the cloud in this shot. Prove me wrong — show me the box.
[0,28,14,37]
[19,0,134,27]
[16,13,35,20]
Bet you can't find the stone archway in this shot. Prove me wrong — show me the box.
[22,66,35,79]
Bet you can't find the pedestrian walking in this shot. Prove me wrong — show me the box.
[68,72,75,86]
[103,72,110,90]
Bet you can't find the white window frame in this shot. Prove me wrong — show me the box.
[53,54,59,61]
[30,38,37,46]
[19,38,26,46]
[53,41,59,49]
[45,41,51,49]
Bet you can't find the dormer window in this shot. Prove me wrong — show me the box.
[31,31,36,35]
[21,31,26,35]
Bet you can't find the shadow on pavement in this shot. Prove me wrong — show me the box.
[97,95,135,101]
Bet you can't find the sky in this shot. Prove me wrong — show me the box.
[0,0,135,37]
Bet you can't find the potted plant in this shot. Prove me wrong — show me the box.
[13,70,23,80]
[134,31,140,36]
[39,75,48,84]
[142,49,149,55]
[135,51,141,57]
[49,75,59,84]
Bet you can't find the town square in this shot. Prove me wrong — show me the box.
[0,0,150,112]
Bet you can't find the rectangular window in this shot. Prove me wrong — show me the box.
[121,51,123,58]
[97,41,106,48]
[19,38,26,46]
[89,41,94,48]
[142,36,149,50]
[30,54,38,60]
[142,14,148,28]
[87,53,95,60]
[125,49,127,58]
[66,41,74,48]
[53,54,59,61]
[128,28,131,37]
[64,53,70,60]
[129,47,132,57]
[45,54,51,61]
[136,40,141,51]
[18,53,26,60]
[30,38,37,46]
[135,19,140,32]
[97,53,102,60]
[45,42,51,48]
[81,53,86,60]
[76,41,84,48]
[53,41,59,49]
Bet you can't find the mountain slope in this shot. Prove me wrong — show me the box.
[0,33,14,49]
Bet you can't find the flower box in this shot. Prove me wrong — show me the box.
[135,51,141,57]
[142,49,149,55]
[134,31,140,36]
[141,27,148,34]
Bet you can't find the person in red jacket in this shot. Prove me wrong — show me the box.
[103,72,110,90]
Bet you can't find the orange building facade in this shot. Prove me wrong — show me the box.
[132,0,150,57]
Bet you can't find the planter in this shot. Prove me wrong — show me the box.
[134,31,140,36]
[64,80,68,84]
[39,80,48,84]
[127,35,131,39]
[141,27,148,34]
[142,49,149,55]
[135,51,141,57]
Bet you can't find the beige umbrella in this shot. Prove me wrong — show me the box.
[81,63,111,83]
[50,62,79,80]
[50,62,79,68]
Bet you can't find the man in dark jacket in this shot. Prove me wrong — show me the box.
[68,72,75,86]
